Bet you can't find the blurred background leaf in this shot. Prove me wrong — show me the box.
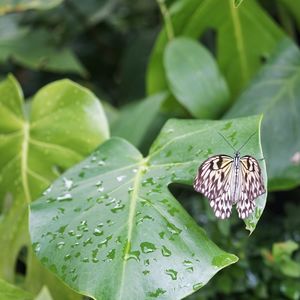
[225,39,300,191]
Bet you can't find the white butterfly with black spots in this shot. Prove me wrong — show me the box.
[193,151,265,219]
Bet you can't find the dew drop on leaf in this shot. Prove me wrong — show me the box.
[140,242,156,253]
[165,269,178,280]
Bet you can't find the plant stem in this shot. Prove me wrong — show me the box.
[156,0,174,41]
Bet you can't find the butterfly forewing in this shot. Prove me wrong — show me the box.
[194,155,234,219]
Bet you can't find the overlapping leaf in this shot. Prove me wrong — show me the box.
[0,75,109,298]
[225,39,300,190]
[164,38,230,118]
[147,0,283,98]
[30,115,267,300]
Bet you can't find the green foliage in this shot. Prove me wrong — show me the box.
[30,115,265,299]
[164,38,230,118]
[147,0,283,98]
[0,75,108,298]
[0,0,300,299]
[226,39,300,191]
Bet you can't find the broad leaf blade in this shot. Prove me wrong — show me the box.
[147,0,283,98]
[0,75,109,298]
[225,39,300,191]
[164,38,230,118]
[30,115,267,300]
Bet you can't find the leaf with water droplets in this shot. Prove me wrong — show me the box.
[0,75,109,298]
[30,115,267,299]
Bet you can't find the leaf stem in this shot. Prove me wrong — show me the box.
[156,0,174,41]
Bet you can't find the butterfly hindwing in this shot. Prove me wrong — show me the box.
[236,155,266,219]
[194,155,234,219]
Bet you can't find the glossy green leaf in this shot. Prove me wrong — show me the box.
[0,75,109,297]
[111,92,167,147]
[280,279,300,300]
[164,38,230,118]
[147,0,283,98]
[225,39,300,191]
[0,0,63,14]
[0,279,32,300]
[30,115,267,300]
[0,22,86,75]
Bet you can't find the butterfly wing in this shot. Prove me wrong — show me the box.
[236,155,266,219]
[194,155,234,219]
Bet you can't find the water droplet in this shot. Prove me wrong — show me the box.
[161,246,171,257]
[140,242,156,253]
[183,260,194,272]
[68,230,75,236]
[132,169,138,173]
[167,128,174,134]
[93,228,103,236]
[116,175,126,182]
[92,257,99,263]
[57,193,72,202]
[142,177,155,187]
[136,215,154,225]
[165,269,177,280]
[83,237,93,247]
[64,254,72,261]
[98,160,105,166]
[43,185,52,196]
[56,241,65,249]
[106,249,116,261]
[33,242,41,253]
[97,235,112,248]
[159,231,165,239]
[148,288,166,298]
[82,257,89,263]
[193,282,204,290]
[63,177,73,190]
[79,171,85,178]
[111,203,125,213]
[46,197,56,203]
[58,225,67,234]
[128,186,134,193]
[166,222,182,236]
[143,270,150,275]
[125,250,140,262]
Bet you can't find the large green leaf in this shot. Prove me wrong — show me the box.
[164,38,230,118]
[225,39,300,191]
[0,279,32,300]
[147,0,283,98]
[30,115,267,300]
[0,75,109,297]
[0,0,63,14]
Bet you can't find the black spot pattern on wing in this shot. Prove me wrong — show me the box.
[236,156,266,219]
[193,155,234,219]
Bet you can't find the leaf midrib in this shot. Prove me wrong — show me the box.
[117,158,147,300]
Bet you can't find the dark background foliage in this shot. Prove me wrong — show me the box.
[0,0,300,299]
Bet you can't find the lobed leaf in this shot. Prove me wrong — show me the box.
[30,115,267,300]
[0,75,109,298]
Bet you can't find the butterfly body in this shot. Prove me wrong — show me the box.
[194,151,265,219]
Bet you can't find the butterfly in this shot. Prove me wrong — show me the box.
[193,132,266,219]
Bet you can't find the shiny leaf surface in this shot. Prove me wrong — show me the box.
[30,115,267,299]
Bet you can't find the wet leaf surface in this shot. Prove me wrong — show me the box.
[30,115,267,299]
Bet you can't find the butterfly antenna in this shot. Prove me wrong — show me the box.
[238,131,257,152]
[218,132,236,152]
